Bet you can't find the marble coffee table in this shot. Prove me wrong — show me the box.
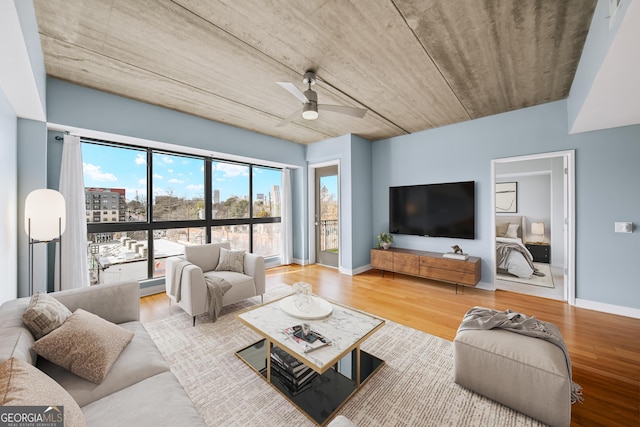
[235,289,385,426]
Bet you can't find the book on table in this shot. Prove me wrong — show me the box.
[271,346,307,375]
[270,346,317,392]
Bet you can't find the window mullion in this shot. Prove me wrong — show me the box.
[249,165,254,252]
[205,159,212,243]
[146,148,154,278]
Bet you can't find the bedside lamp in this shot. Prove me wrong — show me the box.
[531,222,544,244]
[25,189,66,296]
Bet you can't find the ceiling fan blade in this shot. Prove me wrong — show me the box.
[276,82,309,104]
[276,108,302,127]
[318,104,367,118]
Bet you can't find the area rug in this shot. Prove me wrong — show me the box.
[145,284,543,426]
[496,263,554,288]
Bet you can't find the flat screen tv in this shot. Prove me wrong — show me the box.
[389,181,475,239]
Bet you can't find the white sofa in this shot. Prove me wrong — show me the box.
[165,242,266,326]
[0,281,206,426]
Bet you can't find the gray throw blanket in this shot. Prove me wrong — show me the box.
[169,260,192,303]
[458,306,583,404]
[496,241,544,277]
[205,276,232,322]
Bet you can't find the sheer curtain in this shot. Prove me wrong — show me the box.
[57,134,89,290]
[280,168,293,265]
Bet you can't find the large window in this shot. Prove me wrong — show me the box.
[83,143,147,224]
[253,166,282,218]
[82,139,281,285]
[152,153,204,221]
[212,161,249,219]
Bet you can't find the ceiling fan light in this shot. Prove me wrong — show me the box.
[302,104,318,120]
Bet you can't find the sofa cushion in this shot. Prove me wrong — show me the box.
[0,299,37,365]
[52,281,141,324]
[32,309,134,384]
[22,292,72,339]
[215,247,245,273]
[0,357,86,427]
[81,371,206,427]
[0,327,36,365]
[38,321,170,407]
[203,271,256,304]
[184,242,231,272]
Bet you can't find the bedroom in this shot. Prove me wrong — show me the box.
[494,155,566,301]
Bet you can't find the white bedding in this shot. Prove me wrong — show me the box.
[496,237,535,279]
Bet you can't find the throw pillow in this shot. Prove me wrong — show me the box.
[215,247,245,273]
[505,223,520,239]
[495,222,509,237]
[22,292,72,340]
[32,309,134,384]
[0,357,87,427]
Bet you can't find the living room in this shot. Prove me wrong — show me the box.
[2,0,640,426]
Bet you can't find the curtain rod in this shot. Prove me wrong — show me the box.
[54,131,72,141]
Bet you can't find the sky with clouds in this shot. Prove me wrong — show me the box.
[81,143,282,202]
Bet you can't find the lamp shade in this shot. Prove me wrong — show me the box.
[24,189,66,241]
[531,222,544,236]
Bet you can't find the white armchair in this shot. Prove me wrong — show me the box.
[165,242,265,326]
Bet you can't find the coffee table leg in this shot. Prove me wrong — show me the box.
[356,346,361,386]
[266,339,272,383]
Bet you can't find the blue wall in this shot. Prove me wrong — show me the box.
[306,134,351,270]
[0,89,18,303]
[47,79,305,168]
[350,135,373,270]
[372,100,640,310]
[17,119,48,296]
[305,134,372,273]
[45,79,308,263]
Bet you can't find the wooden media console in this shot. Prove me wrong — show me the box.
[370,247,481,288]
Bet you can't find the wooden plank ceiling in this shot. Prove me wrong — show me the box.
[33,0,596,145]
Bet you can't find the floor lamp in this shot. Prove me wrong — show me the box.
[25,189,66,296]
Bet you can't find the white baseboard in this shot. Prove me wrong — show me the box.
[339,264,371,276]
[293,257,308,266]
[575,298,640,319]
[475,281,494,291]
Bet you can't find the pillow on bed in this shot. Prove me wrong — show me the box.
[505,223,520,238]
[496,223,509,237]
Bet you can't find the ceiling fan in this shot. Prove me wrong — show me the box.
[276,71,367,127]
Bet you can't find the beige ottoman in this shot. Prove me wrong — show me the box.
[454,328,572,427]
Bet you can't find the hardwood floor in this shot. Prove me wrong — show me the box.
[140,264,640,427]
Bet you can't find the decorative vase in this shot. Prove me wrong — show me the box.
[292,282,312,312]
[382,242,391,250]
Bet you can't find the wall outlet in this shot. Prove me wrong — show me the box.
[614,222,633,233]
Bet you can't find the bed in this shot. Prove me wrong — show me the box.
[495,216,541,279]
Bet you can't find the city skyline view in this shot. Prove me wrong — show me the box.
[82,143,283,202]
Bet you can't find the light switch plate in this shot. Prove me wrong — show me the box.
[615,222,632,233]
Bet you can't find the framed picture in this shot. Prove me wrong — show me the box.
[496,182,517,213]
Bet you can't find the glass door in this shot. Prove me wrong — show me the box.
[315,166,339,268]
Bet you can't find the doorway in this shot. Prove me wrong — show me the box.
[313,165,339,268]
[491,151,575,304]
